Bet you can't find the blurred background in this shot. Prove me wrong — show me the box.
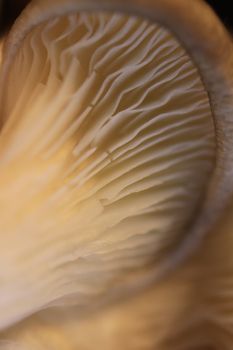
[207,0,233,29]
[0,0,233,35]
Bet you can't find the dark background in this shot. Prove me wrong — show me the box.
[206,0,233,29]
[0,0,233,34]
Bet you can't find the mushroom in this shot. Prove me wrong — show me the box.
[0,0,233,349]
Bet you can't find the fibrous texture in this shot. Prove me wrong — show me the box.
[0,6,221,350]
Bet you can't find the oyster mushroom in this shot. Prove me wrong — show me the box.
[0,0,233,349]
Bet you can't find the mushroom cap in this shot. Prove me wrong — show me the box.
[0,0,232,341]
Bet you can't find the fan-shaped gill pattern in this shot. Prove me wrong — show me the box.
[0,12,215,328]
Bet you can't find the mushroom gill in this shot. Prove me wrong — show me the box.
[1,0,233,349]
[0,9,216,329]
